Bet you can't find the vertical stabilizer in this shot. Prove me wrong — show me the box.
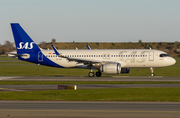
[11,23,40,52]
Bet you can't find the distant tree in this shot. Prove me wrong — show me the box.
[167,45,173,51]
[96,42,99,46]
[145,44,152,49]
[51,38,56,43]
[4,40,14,48]
[160,42,166,47]
[39,41,47,45]
[174,41,179,47]
[0,46,10,54]
[138,39,142,44]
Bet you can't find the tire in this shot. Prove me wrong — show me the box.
[88,72,94,77]
[96,72,102,77]
[150,73,155,77]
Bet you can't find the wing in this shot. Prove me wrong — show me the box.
[51,45,103,65]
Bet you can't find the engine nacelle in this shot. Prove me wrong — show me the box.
[121,68,130,73]
[100,63,121,74]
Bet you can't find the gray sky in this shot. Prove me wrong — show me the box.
[0,0,180,44]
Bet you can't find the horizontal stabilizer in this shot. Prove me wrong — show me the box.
[8,52,28,57]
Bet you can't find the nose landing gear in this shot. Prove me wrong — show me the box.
[150,67,155,77]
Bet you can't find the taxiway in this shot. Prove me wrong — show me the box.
[0,101,180,118]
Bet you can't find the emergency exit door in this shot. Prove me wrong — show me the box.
[149,51,154,61]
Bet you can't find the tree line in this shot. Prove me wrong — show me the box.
[0,41,16,55]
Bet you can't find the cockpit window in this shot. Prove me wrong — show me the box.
[159,54,169,57]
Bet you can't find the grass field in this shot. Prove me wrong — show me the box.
[0,88,180,101]
[0,56,180,77]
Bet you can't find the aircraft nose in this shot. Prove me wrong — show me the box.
[172,58,176,65]
[169,57,176,65]
[165,57,176,66]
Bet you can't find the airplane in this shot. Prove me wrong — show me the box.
[8,23,176,77]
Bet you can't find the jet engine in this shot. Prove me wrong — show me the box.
[100,63,130,74]
[100,63,121,74]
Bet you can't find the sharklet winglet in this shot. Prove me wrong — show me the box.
[51,45,60,56]
[86,45,91,50]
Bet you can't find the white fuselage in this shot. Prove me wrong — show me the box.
[41,49,176,68]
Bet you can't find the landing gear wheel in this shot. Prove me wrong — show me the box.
[96,72,102,77]
[88,72,94,77]
[150,73,155,77]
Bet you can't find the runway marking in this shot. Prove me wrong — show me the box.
[0,88,7,89]
[0,110,180,113]
[0,88,25,91]
[0,76,23,80]
[113,76,163,78]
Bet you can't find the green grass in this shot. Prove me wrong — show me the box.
[0,88,180,101]
[0,81,180,85]
[0,56,19,60]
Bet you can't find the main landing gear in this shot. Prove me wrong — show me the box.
[88,68,102,77]
[96,71,102,77]
[88,71,102,77]
[150,67,155,77]
[88,72,94,77]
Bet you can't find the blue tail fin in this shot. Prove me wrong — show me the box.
[11,23,40,52]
